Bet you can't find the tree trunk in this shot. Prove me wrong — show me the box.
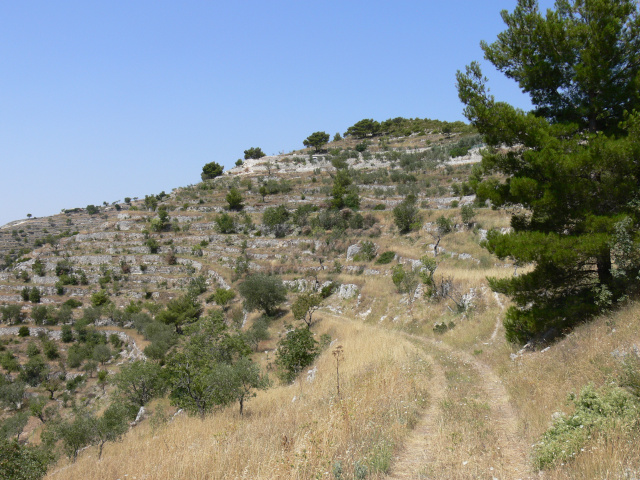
[596,248,613,287]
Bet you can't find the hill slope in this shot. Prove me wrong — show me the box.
[1,126,639,479]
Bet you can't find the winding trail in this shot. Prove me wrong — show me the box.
[386,337,532,479]
[489,292,506,342]
[320,309,533,479]
[385,354,447,479]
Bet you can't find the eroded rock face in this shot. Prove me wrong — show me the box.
[346,244,360,261]
[338,284,358,299]
[283,279,310,292]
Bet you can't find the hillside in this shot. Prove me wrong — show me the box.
[1,124,639,480]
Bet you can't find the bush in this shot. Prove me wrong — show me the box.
[239,274,286,317]
[86,205,99,215]
[393,195,421,234]
[32,259,45,277]
[28,287,41,303]
[63,298,82,309]
[208,288,236,308]
[436,215,453,234]
[392,265,419,294]
[375,251,396,264]
[263,205,290,238]
[354,241,376,262]
[43,341,59,360]
[276,327,319,383]
[461,204,476,227]
[18,326,30,338]
[61,325,74,343]
[145,238,160,254]
[320,282,339,298]
[533,384,640,470]
[226,188,244,211]
[91,290,110,307]
[214,212,236,234]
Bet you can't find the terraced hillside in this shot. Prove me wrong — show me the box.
[0,129,484,312]
[1,125,639,480]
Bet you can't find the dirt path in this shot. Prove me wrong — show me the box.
[489,292,505,342]
[446,345,531,479]
[385,354,447,479]
[386,337,533,479]
[321,310,532,479]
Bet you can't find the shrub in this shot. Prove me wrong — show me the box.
[18,326,30,338]
[391,264,419,294]
[32,259,45,276]
[461,204,476,227]
[239,274,286,317]
[320,282,339,298]
[214,212,236,234]
[209,288,236,308]
[376,251,396,264]
[354,241,376,262]
[28,287,41,303]
[226,188,244,211]
[145,238,160,254]
[263,205,290,238]
[63,298,82,308]
[533,384,640,470]
[43,341,60,360]
[436,215,453,234]
[91,290,110,307]
[276,327,319,383]
[61,325,74,343]
[393,195,421,233]
[86,205,99,215]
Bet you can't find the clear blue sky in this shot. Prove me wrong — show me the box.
[0,0,554,227]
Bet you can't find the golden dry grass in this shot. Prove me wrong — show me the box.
[46,316,433,480]
[486,303,640,478]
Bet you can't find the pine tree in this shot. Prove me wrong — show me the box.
[457,0,640,343]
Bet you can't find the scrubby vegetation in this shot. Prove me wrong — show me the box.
[1,4,639,478]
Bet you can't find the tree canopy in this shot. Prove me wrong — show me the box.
[156,294,203,334]
[262,205,290,238]
[303,131,330,152]
[344,119,381,138]
[244,147,265,160]
[201,162,224,181]
[226,187,244,211]
[166,312,264,416]
[457,0,640,343]
[238,274,286,316]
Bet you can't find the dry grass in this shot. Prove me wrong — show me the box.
[46,316,432,480]
[486,303,640,478]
